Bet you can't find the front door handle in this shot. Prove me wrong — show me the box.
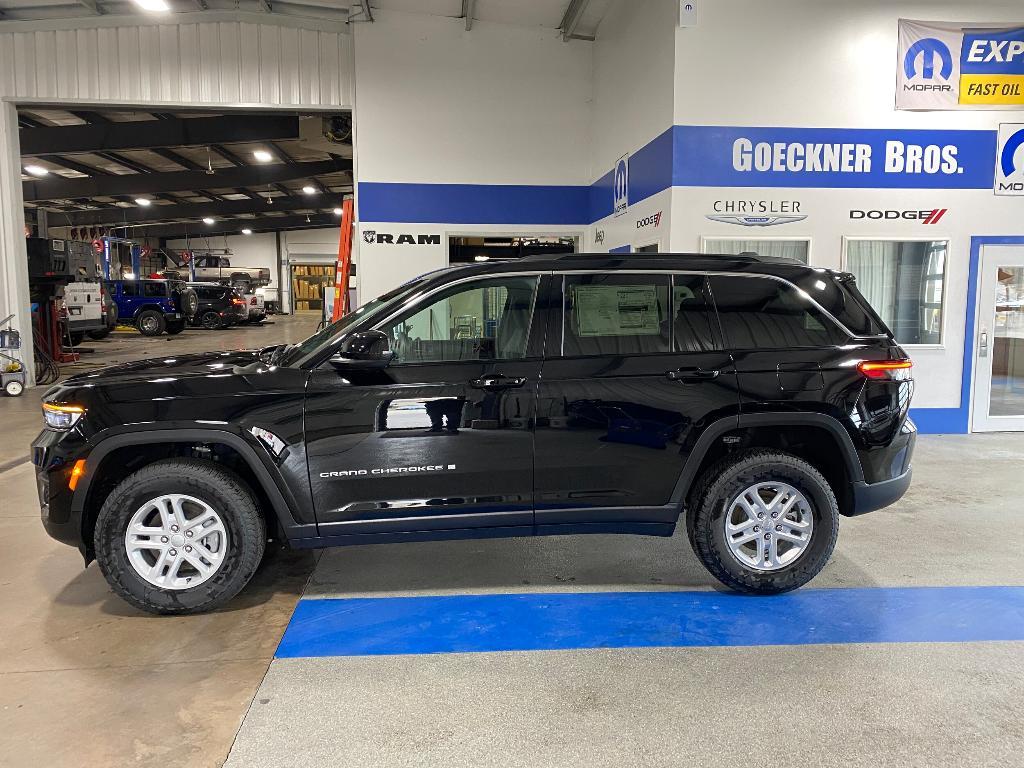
[666,368,720,381]
[470,374,528,390]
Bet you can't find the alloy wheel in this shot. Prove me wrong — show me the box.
[124,494,229,590]
[724,481,813,571]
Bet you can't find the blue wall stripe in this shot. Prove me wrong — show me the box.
[358,182,589,225]
[275,586,1024,658]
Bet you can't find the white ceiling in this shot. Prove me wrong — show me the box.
[0,0,613,38]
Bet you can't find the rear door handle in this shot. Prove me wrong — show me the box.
[666,368,720,381]
[470,375,528,389]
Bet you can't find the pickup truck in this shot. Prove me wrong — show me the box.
[165,254,270,289]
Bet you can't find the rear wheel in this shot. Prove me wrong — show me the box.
[165,320,186,335]
[200,310,223,330]
[136,310,165,336]
[93,459,266,615]
[68,331,85,346]
[689,450,839,594]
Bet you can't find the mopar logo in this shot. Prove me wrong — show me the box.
[636,211,662,229]
[996,125,1024,194]
[904,37,953,80]
[850,208,948,224]
[613,155,628,216]
[362,231,441,245]
[999,126,1024,178]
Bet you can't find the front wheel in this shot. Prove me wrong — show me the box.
[136,309,166,336]
[94,459,266,615]
[689,450,839,594]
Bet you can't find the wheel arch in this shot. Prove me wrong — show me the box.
[73,429,308,559]
[673,412,865,518]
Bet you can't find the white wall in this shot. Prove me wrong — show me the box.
[590,0,677,176]
[353,9,593,186]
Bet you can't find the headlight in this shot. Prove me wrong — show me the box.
[42,403,86,430]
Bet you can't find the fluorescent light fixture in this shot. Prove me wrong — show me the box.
[24,165,49,177]
[203,217,215,225]
[123,272,136,280]
[333,207,343,215]
[253,149,273,163]
[302,185,317,195]
[474,255,490,262]
[135,198,152,207]
[133,0,170,11]
[242,228,253,235]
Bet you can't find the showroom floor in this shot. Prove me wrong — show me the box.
[2,315,1022,768]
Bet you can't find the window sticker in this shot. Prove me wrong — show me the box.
[574,285,661,337]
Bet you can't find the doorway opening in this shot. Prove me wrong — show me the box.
[448,234,579,265]
[972,244,1024,432]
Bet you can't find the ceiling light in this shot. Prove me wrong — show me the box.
[474,255,490,262]
[203,217,215,225]
[333,207,343,215]
[24,165,49,177]
[135,198,152,207]
[253,149,273,163]
[133,0,170,11]
[242,228,253,235]
[302,185,317,195]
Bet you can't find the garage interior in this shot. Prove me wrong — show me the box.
[1,1,1024,767]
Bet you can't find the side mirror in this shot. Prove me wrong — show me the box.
[330,330,394,370]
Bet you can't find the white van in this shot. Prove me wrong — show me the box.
[62,282,113,345]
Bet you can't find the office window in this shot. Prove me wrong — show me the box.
[708,275,848,349]
[845,240,946,345]
[564,274,671,356]
[703,238,810,264]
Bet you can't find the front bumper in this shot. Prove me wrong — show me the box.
[31,430,89,554]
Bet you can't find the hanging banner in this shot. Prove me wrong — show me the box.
[897,19,1024,110]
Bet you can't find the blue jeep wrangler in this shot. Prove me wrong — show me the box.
[106,279,198,336]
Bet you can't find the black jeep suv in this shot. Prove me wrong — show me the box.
[32,254,915,614]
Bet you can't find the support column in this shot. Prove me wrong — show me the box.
[0,102,34,387]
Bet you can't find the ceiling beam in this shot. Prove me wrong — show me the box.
[149,147,205,171]
[19,115,301,156]
[463,0,474,31]
[107,213,340,239]
[24,157,352,202]
[78,0,105,15]
[559,0,592,41]
[48,192,351,226]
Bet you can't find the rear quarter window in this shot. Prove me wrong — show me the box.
[708,275,849,349]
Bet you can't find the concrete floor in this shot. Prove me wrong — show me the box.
[1,313,1022,767]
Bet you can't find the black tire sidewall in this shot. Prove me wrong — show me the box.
[94,461,265,614]
[136,310,165,336]
[694,452,839,593]
[201,311,221,330]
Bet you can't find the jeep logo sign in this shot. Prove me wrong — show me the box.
[362,231,441,245]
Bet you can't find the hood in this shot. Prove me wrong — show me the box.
[60,349,263,386]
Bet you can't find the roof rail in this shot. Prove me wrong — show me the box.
[518,251,805,264]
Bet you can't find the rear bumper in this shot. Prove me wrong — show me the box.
[849,467,912,516]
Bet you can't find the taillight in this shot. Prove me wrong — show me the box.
[858,359,913,380]
[232,298,245,306]
[250,297,257,305]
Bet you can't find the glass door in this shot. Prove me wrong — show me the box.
[973,246,1024,432]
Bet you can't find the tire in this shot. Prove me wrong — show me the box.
[68,331,85,346]
[136,309,166,336]
[689,450,839,595]
[177,288,199,319]
[93,458,266,615]
[165,320,186,335]
[200,310,223,330]
[4,380,23,396]
[87,328,110,340]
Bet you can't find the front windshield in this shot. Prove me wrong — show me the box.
[277,268,453,367]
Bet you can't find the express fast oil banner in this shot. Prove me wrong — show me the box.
[897,19,1024,110]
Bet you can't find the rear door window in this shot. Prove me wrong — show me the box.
[142,282,166,298]
[708,275,848,349]
[563,274,671,356]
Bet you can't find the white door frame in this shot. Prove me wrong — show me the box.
[971,243,1024,432]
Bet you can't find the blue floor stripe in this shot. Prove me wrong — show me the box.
[275,587,1024,658]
